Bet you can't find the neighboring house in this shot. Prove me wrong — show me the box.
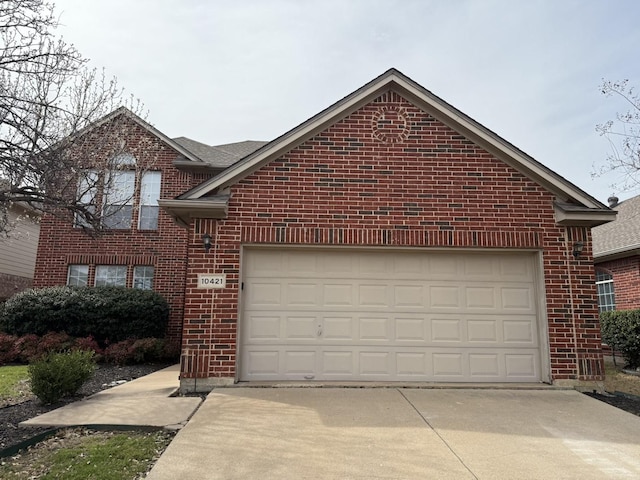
[592,194,640,312]
[35,69,616,392]
[0,203,40,301]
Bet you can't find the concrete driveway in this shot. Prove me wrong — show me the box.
[147,388,640,479]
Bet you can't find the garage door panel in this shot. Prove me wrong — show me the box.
[467,319,498,342]
[430,286,461,308]
[501,286,534,311]
[428,256,459,277]
[396,352,428,376]
[286,283,318,306]
[433,353,464,377]
[249,282,282,306]
[359,317,390,341]
[465,286,497,309]
[505,354,537,378]
[431,318,462,342]
[468,354,500,376]
[323,316,353,340]
[395,317,428,342]
[284,351,316,376]
[503,319,535,344]
[359,352,391,376]
[247,315,281,340]
[394,285,426,308]
[323,284,353,306]
[358,284,389,307]
[285,316,318,340]
[241,249,542,383]
[245,351,280,376]
[322,351,354,376]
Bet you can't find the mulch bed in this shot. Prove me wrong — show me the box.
[584,391,640,417]
[0,364,170,452]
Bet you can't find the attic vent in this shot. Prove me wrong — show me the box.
[372,106,409,143]
[607,195,619,208]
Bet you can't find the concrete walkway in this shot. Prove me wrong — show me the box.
[147,388,640,480]
[21,365,202,429]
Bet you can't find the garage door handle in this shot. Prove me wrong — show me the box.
[317,325,323,337]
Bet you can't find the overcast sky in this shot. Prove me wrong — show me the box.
[52,0,640,204]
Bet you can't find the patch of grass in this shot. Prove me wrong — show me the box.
[0,365,30,405]
[0,428,173,479]
[604,356,640,397]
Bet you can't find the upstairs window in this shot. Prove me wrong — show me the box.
[139,171,161,230]
[595,269,616,312]
[74,153,162,230]
[103,170,135,229]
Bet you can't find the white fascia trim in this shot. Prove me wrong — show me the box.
[554,204,616,227]
[184,70,606,210]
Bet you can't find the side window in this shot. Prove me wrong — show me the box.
[595,269,616,312]
[94,265,127,287]
[139,172,161,230]
[133,266,154,290]
[67,265,89,286]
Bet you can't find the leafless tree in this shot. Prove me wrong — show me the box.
[0,0,145,235]
[596,79,640,193]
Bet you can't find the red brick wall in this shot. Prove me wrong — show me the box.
[182,90,603,383]
[34,116,194,342]
[596,257,640,310]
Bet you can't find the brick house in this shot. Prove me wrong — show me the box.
[592,195,640,312]
[35,69,615,391]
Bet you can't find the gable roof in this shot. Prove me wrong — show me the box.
[71,107,208,165]
[161,68,616,227]
[593,195,640,262]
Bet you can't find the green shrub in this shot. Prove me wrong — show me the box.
[1,286,169,345]
[28,350,96,404]
[601,309,640,369]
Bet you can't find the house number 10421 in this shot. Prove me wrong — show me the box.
[198,274,226,289]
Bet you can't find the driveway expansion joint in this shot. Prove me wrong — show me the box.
[396,388,479,480]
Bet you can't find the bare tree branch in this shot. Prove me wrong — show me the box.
[595,79,640,192]
[0,0,148,235]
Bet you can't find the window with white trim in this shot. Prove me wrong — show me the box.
[94,265,127,287]
[74,170,99,228]
[138,171,161,230]
[133,266,154,290]
[102,169,135,229]
[67,265,89,287]
[74,153,162,231]
[596,269,616,312]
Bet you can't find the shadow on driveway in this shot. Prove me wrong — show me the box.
[148,388,640,480]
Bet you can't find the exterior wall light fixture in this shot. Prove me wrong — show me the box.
[572,241,584,259]
[202,233,212,253]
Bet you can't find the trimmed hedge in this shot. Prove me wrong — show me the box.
[0,332,178,366]
[0,286,169,345]
[601,309,640,369]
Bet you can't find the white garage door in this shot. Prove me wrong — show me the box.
[240,249,542,382]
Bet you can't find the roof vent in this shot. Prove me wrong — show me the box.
[608,195,619,208]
